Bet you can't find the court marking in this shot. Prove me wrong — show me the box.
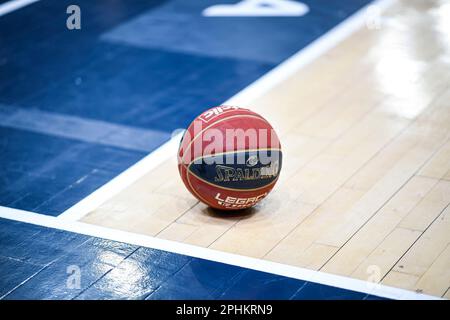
[0,0,434,300]
[58,0,396,222]
[0,0,39,17]
[202,0,310,17]
[0,104,169,152]
[0,206,439,300]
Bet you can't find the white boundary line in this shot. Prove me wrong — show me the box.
[58,132,184,220]
[0,206,439,300]
[2,0,435,300]
[59,0,396,221]
[0,0,39,16]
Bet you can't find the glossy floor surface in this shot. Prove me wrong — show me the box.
[82,0,450,298]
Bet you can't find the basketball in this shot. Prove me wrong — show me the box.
[177,106,282,210]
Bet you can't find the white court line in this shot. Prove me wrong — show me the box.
[1,0,430,300]
[0,0,39,16]
[59,0,396,221]
[58,132,184,220]
[0,206,439,300]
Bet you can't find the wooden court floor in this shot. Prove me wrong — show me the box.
[81,0,450,298]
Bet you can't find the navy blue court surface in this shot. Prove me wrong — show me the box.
[0,0,381,300]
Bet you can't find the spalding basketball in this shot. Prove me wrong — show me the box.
[177,106,282,210]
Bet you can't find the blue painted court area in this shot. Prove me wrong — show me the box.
[0,218,383,299]
[0,0,373,216]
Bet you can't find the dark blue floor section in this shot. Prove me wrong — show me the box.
[0,0,373,215]
[0,127,146,216]
[0,218,384,300]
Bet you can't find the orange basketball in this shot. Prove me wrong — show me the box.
[177,106,282,210]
